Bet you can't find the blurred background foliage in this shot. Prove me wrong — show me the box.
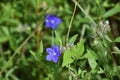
[0,0,120,80]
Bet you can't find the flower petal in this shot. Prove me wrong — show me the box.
[52,45,60,56]
[46,55,52,61]
[45,20,51,28]
[55,18,62,24]
[51,24,58,30]
[46,48,54,55]
[52,56,59,63]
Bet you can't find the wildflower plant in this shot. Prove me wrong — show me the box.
[45,14,62,63]
[1,0,120,80]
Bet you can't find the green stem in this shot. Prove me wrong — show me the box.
[52,30,55,46]
[72,0,97,27]
[80,25,86,41]
[66,3,77,48]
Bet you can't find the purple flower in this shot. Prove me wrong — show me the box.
[45,14,62,29]
[46,45,61,63]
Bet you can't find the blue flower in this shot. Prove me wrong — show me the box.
[46,45,61,63]
[45,14,62,29]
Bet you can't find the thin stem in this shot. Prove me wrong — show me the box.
[66,3,77,48]
[52,30,55,46]
[80,25,86,41]
[36,22,41,50]
[110,52,117,66]
[36,0,40,50]
[68,64,77,80]
[72,0,97,26]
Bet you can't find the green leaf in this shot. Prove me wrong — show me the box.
[62,40,85,67]
[82,50,98,69]
[114,37,120,42]
[70,40,85,59]
[30,0,36,9]
[103,5,120,18]
[6,66,18,78]
[55,31,62,44]
[10,74,19,80]
[0,35,9,43]
[0,26,10,43]
[21,55,29,66]
[38,41,43,54]
[62,50,73,67]
[75,40,84,59]
[82,49,98,60]
[98,68,104,74]
[29,50,39,61]
[1,26,10,36]
[88,58,97,69]
[68,34,78,45]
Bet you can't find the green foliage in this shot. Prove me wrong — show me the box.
[62,40,84,67]
[0,0,120,80]
[30,41,43,61]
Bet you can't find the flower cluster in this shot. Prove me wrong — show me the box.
[45,14,62,63]
[45,14,62,30]
[95,20,110,38]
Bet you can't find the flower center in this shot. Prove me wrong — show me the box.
[46,19,49,22]
[53,51,56,55]
[51,20,55,24]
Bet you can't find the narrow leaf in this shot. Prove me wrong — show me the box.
[1,26,9,36]
[68,34,78,45]
[114,37,120,42]
[55,31,62,44]
[6,66,18,78]
[0,35,9,43]
[38,41,43,54]
[103,5,120,18]
[83,49,98,60]
[75,40,84,59]
[29,50,39,61]
[88,58,97,69]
